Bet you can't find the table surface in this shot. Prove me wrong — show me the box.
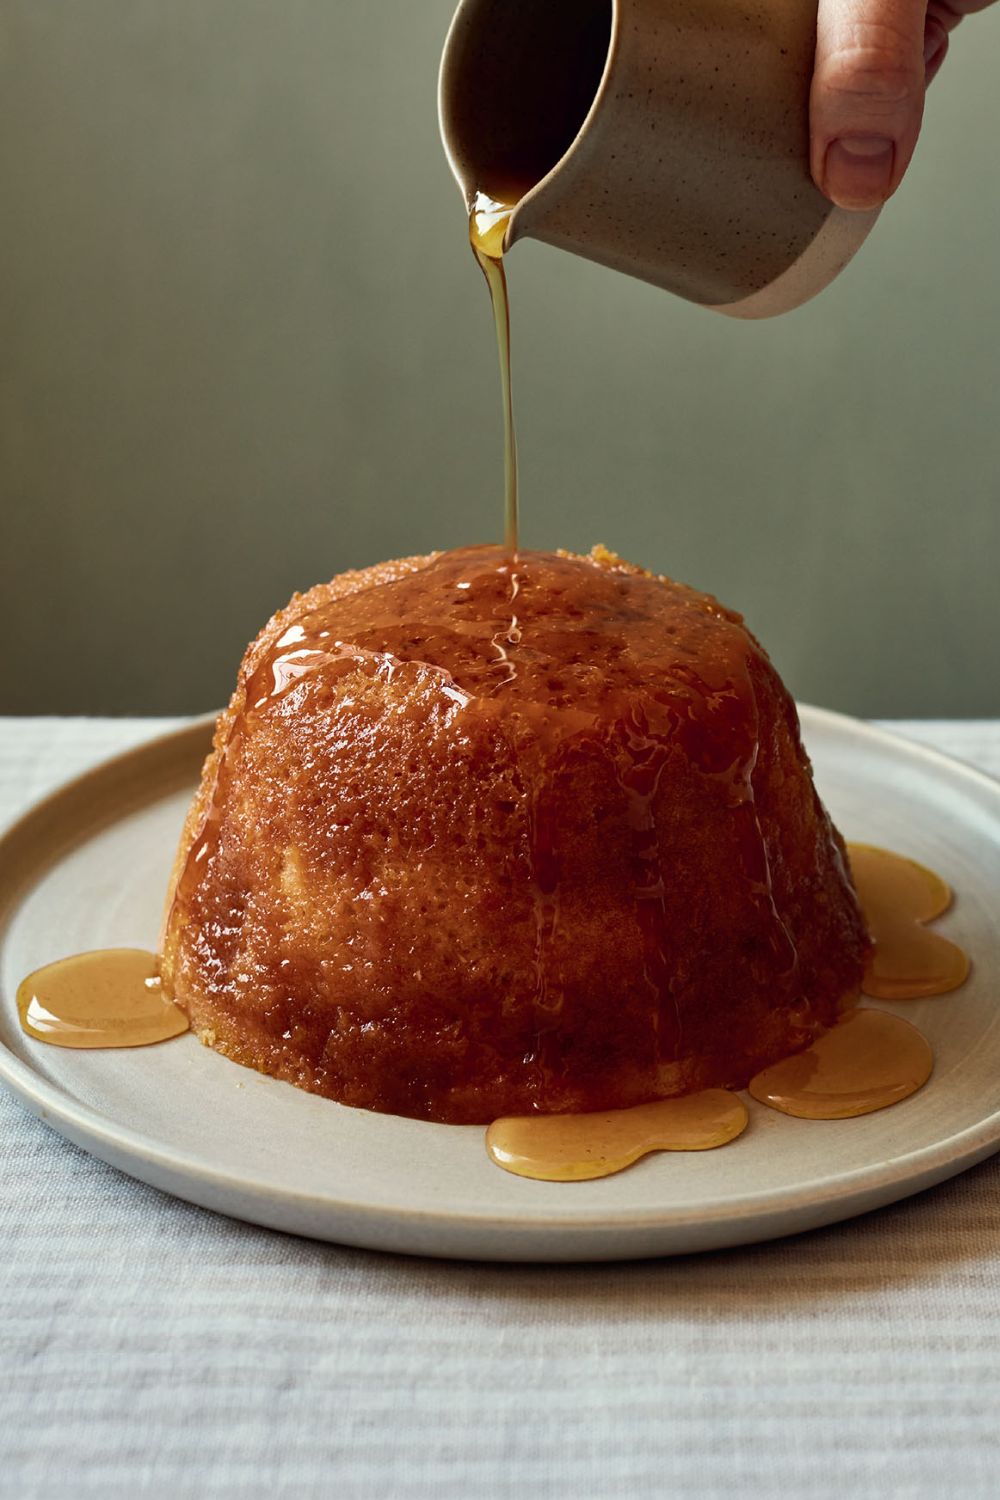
[3,716,1000,1500]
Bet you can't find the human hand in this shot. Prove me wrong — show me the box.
[810,0,995,210]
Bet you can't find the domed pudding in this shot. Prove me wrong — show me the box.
[160,546,869,1123]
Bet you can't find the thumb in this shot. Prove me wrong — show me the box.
[811,0,928,210]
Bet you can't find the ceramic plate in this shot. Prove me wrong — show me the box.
[1,709,998,1261]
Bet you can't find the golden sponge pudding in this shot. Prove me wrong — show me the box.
[161,546,868,1122]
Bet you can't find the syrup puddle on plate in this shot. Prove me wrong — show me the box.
[849,842,970,999]
[746,1008,933,1120]
[486,1089,749,1181]
[16,948,189,1049]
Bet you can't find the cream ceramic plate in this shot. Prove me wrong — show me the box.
[1,710,998,1261]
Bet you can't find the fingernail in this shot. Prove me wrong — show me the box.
[823,136,895,211]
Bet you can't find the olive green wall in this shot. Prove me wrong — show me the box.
[2,1,998,716]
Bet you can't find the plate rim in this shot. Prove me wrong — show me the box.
[2,705,1000,1244]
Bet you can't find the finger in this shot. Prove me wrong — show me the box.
[811,0,927,211]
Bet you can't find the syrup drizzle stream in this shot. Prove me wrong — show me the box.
[470,194,518,555]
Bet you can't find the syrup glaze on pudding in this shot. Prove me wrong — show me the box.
[160,545,869,1124]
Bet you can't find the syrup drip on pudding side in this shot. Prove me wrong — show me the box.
[487,1089,748,1180]
[17,949,188,1049]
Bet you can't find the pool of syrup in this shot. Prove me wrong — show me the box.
[747,1008,933,1120]
[17,949,188,1049]
[487,1090,749,1180]
[849,842,970,999]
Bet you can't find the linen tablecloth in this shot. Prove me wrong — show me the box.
[2,717,999,1500]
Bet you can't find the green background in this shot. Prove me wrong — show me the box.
[2,1,998,716]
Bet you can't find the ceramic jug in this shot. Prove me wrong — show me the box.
[439,0,879,317]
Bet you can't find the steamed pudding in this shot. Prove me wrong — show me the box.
[160,546,868,1123]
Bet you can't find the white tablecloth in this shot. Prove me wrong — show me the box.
[2,717,1000,1500]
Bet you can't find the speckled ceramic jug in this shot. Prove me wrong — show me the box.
[439,0,879,318]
